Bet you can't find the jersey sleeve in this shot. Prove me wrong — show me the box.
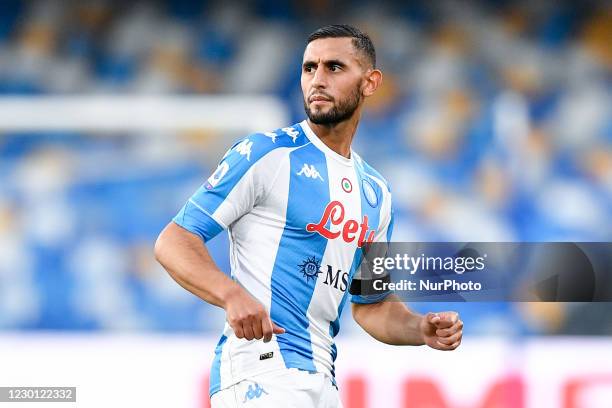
[172,135,278,242]
[350,184,394,304]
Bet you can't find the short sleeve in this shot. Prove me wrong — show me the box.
[173,135,275,242]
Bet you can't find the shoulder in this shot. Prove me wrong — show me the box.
[223,123,310,166]
[204,124,310,191]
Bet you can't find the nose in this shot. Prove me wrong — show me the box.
[311,66,327,89]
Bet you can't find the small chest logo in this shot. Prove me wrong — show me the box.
[297,164,324,181]
[362,179,378,208]
[341,178,352,193]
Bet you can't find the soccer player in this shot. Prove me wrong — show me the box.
[155,25,463,408]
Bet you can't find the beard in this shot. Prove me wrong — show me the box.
[304,86,362,125]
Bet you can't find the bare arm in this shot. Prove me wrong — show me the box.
[351,294,462,350]
[154,222,284,341]
[155,222,236,307]
[351,294,425,345]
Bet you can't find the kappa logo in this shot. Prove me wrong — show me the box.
[263,132,277,143]
[297,164,324,181]
[262,127,299,143]
[281,127,300,143]
[243,383,268,402]
[234,139,253,161]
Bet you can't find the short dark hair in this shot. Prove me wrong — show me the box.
[306,24,376,68]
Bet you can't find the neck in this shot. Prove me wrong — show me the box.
[307,113,361,159]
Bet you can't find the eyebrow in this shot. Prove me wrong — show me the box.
[302,59,348,69]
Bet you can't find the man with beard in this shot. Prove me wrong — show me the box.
[155,25,463,408]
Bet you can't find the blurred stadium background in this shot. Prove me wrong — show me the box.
[0,0,610,407]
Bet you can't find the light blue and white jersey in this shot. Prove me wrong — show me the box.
[173,120,393,397]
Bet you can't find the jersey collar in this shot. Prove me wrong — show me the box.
[299,120,354,167]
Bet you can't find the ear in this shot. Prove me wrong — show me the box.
[362,69,383,97]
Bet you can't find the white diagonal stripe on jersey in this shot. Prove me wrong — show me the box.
[304,154,362,375]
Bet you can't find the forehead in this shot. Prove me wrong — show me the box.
[303,37,360,63]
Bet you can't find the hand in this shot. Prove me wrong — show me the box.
[419,311,463,351]
[223,283,285,342]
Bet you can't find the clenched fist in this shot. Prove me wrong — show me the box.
[223,284,285,342]
[419,311,463,351]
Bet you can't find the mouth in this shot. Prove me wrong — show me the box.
[309,95,332,103]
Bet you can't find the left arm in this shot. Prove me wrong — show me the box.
[351,294,463,350]
[352,182,462,350]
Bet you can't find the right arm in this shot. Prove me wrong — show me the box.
[154,221,284,342]
[156,132,289,342]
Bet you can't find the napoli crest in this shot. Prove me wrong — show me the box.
[361,179,378,208]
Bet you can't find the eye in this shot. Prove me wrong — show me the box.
[303,65,315,73]
[330,64,341,72]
